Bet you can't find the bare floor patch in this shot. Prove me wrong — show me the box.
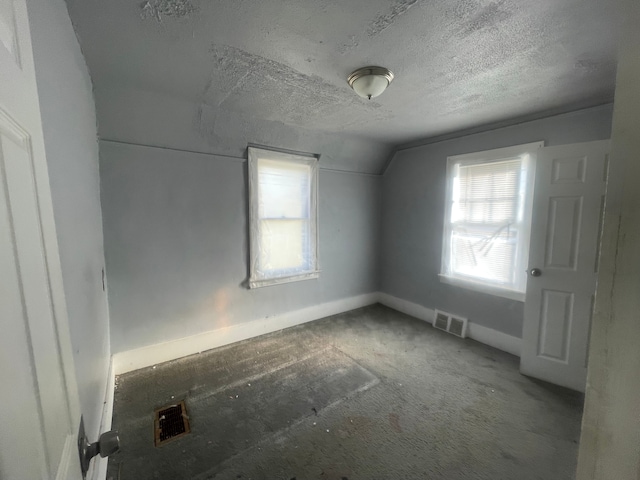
[109,347,378,479]
[107,305,583,480]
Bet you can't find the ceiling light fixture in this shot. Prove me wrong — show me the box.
[347,66,394,100]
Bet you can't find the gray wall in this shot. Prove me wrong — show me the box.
[101,141,381,354]
[381,104,613,338]
[28,0,110,439]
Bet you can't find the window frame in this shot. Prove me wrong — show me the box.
[439,141,543,302]
[248,146,320,289]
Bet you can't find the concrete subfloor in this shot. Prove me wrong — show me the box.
[107,304,583,480]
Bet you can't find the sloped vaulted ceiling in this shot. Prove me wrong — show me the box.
[65,0,617,173]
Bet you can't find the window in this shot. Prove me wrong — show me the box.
[248,147,319,288]
[440,142,543,301]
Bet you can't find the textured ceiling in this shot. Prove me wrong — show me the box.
[66,0,617,164]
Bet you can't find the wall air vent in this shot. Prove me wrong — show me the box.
[434,311,449,331]
[433,310,468,338]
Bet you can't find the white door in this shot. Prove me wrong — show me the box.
[0,0,83,479]
[521,140,609,392]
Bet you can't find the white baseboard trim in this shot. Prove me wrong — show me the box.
[90,359,116,480]
[113,293,379,375]
[465,321,522,357]
[113,291,521,376]
[378,292,522,357]
[378,292,436,323]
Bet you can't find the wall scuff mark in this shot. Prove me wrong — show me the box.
[140,0,197,22]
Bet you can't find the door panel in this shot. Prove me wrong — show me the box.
[1,113,71,470]
[538,289,573,361]
[0,0,20,66]
[544,196,582,269]
[0,132,49,480]
[551,155,586,184]
[521,140,609,392]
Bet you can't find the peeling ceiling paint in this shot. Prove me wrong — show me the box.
[368,0,422,37]
[204,44,386,129]
[65,0,618,171]
[140,0,197,22]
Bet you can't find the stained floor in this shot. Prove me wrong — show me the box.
[107,304,583,479]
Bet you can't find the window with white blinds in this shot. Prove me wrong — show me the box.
[441,142,542,300]
[248,147,319,288]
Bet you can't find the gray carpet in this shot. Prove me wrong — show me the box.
[107,304,583,480]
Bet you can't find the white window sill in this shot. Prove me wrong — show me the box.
[438,274,525,302]
[249,271,320,289]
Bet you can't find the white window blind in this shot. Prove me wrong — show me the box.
[452,159,521,284]
[441,142,542,300]
[248,147,319,288]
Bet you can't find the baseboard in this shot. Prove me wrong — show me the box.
[465,321,522,357]
[113,291,520,375]
[378,292,436,323]
[378,292,522,357]
[113,293,379,375]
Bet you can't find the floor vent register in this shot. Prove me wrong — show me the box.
[154,400,191,446]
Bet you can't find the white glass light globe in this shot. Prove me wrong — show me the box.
[352,74,389,99]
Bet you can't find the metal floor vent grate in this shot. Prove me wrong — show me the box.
[154,400,190,447]
[433,309,468,338]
